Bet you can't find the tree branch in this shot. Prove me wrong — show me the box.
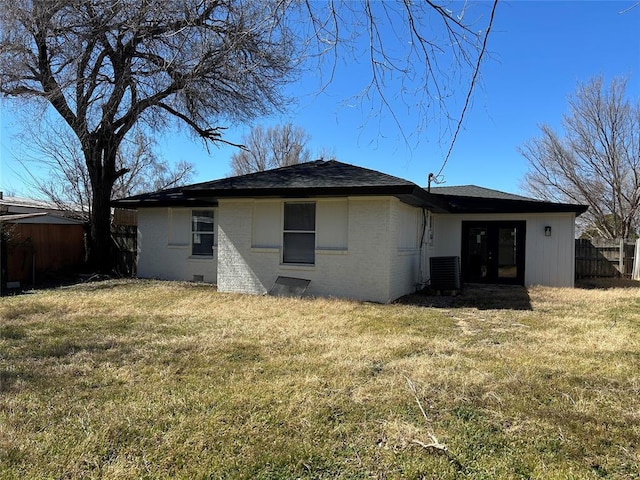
[156,102,245,148]
[435,0,499,179]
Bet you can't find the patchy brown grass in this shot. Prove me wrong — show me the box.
[0,279,638,479]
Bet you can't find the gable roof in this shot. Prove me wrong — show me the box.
[112,160,587,215]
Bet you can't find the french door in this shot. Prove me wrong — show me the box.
[461,221,526,285]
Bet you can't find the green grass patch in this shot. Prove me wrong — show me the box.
[0,280,638,479]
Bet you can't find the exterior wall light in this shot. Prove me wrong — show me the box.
[544,226,552,237]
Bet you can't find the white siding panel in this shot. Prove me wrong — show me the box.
[523,214,576,286]
[431,212,577,287]
[431,215,461,257]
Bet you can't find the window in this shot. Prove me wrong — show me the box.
[191,210,214,256]
[283,202,315,264]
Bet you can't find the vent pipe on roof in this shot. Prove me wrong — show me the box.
[427,173,444,192]
[427,173,435,193]
[0,192,3,200]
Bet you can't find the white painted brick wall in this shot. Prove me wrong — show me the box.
[137,202,577,293]
[388,199,422,300]
[216,197,414,302]
[217,200,267,294]
[137,198,426,302]
[137,208,217,283]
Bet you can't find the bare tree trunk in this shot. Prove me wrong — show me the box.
[89,183,113,273]
[84,137,121,273]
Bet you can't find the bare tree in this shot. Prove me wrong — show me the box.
[0,0,498,271]
[230,124,312,175]
[17,119,194,221]
[113,132,194,199]
[316,147,338,162]
[0,0,295,270]
[520,76,640,239]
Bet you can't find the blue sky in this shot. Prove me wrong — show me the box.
[1,0,639,198]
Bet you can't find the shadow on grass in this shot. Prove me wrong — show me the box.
[397,284,532,311]
[0,368,40,393]
[576,277,640,290]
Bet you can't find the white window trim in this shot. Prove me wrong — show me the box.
[191,209,216,257]
[282,201,316,265]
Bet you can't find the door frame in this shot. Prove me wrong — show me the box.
[461,220,526,285]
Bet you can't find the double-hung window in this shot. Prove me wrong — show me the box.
[283,202,315,264]
[191,210,214,256]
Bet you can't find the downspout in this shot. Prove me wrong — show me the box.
[418,208,430,289]
[419,171,437,289]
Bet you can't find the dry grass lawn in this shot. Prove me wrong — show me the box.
[0,279,639,479]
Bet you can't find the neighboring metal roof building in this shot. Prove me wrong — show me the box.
[0,195,57,209]
[0,212,84,225]
[0,194,85,221]
[0,213,47,223]
[112,160,588,215]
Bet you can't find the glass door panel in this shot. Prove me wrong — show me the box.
[497,227,518,279]
[467,226,489,281]
[462,221,525,285]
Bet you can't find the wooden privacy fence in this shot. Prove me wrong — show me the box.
[575,238,636,278]
[111,225,137,277]
[3,222,85,287]
[111,208,137,277]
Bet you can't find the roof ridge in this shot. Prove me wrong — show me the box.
[178,159,419,193]
[180,159,327,192]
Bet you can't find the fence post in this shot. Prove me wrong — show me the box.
[633,239,640,280]
[619,238,624,277]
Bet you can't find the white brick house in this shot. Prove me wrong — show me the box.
[114,160,587,303]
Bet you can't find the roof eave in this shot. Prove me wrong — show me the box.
[440,196,588,215]
[186,184,449,210]
[111,197,218,209]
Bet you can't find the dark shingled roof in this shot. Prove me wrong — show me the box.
[187,159,417,192]
[113,160,446,209]
[428,185,587,215]
[429,185,537,202]
[111,184,219,208]
[112,160,587,215]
